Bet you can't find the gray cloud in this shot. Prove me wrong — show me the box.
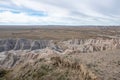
[0,0,120,25]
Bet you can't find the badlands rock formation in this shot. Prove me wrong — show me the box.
[62,39,120,53]
[0,38,50,52]
[0,48,57,68]
[0,38,120,68]
[0,38,120,80]
[0,38,120,53]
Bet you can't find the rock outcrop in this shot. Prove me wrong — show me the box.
[31,40,49,50]
[0,39,16,52]
[63,39,120,53]
[0,52,20,68]
[0,38,50,52]
[0,38,120,80]
[14,38,31,50]
[1,38,120,68]
[0,38,120,53]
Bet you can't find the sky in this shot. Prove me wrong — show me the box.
[0,0,120,25]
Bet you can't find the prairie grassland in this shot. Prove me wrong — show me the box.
[0,27,120,40]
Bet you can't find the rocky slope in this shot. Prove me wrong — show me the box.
[0,38,120,53]
[62,39,120,53]
[0,38,120,80]
[0,38,50,52]
[0,49,120,80]
[0,38,120,68]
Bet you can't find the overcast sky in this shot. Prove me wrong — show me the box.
[0,0,120,25]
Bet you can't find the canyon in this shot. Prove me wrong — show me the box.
[0,27,120,80]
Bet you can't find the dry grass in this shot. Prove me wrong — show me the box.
[3,55,99,80]
[0,27,120,40]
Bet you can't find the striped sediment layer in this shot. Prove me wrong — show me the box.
[0,38,50,52]
[1,38,120,53]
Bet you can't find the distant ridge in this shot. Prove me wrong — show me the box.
[0,25,120,29]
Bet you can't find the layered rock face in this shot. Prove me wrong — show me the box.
[0,48,57,68]
[0,38,120,53]
[0,39,16,52]
[63,39,120,53]
[0,38,50,52]
[0,38,120,68]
